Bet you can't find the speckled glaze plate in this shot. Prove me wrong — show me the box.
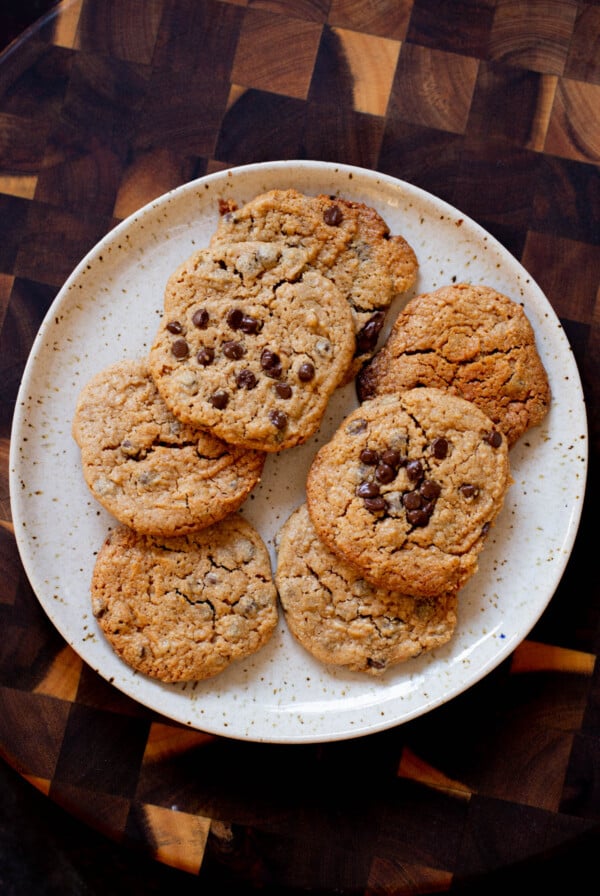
[10,161,587,743]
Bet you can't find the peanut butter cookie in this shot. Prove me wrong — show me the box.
[357,283,550,446]
[91,516,278,682]
[275,504,458,675]
[73,359,265,535]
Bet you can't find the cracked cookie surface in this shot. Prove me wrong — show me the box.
[149,263,355,452]
[91,516,278,681]
[210,189,418,378]
[73,359,265,535]
[306,388,511,596]
[275,504,458,675]
[357,283,550,446]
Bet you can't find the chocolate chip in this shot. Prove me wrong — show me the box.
[269,409,287,430]
[236,369,257,389]
[406,507,430,527]
[431,437,448,459]
[192,308,209,329]
[196,346,214,366]
[260,348,280,370]
[367,657,387,670]
[364,495,387,512]
[356,481,380,498]
[420,480,441,501]
[359,448,379,465]
[166,320,183,334]
[484,430,503,448]
[324,204,343,226]
[171,337,189,359]
[223,340,246,360]
[346,418,367,435]
[210,389,229,409]
[261,349,282,378]
[459,483,479,498]
[402,491,422,510]
[239,314,261,334]
[356,312,385,353]
[375,462,396,484]
[406,459,424,482]
[274,382,292,399]
[298,361,315,382]
[381,449,402,469]
[226,308,244,330]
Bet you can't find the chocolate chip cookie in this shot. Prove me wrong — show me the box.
[211,189,418,377]
[357,283,551,446]
[73,359,265,535]
[275,504,458,675]
[91,515,278,682]
[149,266,355,452]
[306,389,512,596]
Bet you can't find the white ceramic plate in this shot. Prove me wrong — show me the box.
[9,161,587,743]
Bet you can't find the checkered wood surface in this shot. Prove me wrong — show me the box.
[0,0,598,891]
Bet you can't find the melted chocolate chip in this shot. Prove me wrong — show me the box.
[356,312,385,353]
[359,448,379,465]
[269,409,288,430]
[375,462,396,484]
[298,361,315,382]
[166,320,183,334]
[406,459,424,482]
[171,337,189,359]
[239,314,261,334]
[210,389,229,409]
[236,369,257,389]
[459,483,479,498]
[431,437,448,459]
[406,507,430,527]
[364,495,386,512]
[192,308,209,329]
[402,491,422,511]
[346,418,367,435]
[323,204,343,226]
[261,349,282,378]
[356,481,380,498]
[226,308,244,330]
[420,480,441,501]
[196,346,214,366]
[381,449,402,468]
[222,340,246,360]
[484,430,503,448]
[274,382,292,399]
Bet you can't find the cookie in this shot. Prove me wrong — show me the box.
[313,195,418,380]
[211,189,419,377]
[275,504,458,675]
[210,188,359,271]
[72,359,265,535]
[306,389,511,596]
[91,516,278,682]
[149,266,355,452]
[357,283,551,446]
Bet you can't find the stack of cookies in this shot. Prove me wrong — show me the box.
[73,188,419,682]
[275,284,550,676]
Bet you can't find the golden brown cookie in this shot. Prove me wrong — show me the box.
[91,516,278,682]
[149,263,355,452]
[72,359,265,535]
[275,504,458,675]
[211,189,418,377]
[357,283,551,446]
[306,389,511,597]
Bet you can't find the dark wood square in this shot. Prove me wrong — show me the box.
[407,0,496,57]
[488,0,579,75]
[215,90,306,165]
[328,0,412,39]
